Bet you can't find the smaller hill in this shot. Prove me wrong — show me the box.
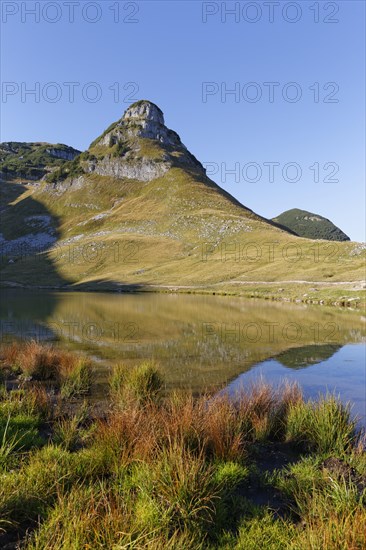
[272,208,350,242]
[277,344,342,370]
[0,142,81,181]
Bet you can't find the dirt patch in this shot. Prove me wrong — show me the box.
[322,457,366,496]
[241,442,301,517]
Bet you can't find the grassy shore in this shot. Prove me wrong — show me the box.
[0,342,365,549]
[1,279,365,309]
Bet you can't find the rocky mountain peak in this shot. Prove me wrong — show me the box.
[93,100,183,150]
[123,100,165,125]
[81,100,205,183]
[121,100,180,146]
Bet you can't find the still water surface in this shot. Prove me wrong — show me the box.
[1,290,365,422]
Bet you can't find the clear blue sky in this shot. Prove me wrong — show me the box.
[1,1,365,241]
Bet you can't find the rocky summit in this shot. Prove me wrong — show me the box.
[98,101,177,146]
[0,100,364,297]
[82,100,204,183]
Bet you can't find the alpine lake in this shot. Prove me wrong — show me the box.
[1,289,365,425]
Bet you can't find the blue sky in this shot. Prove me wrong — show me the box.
[1,0,365,241]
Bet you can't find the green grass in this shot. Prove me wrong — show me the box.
[265,453,366,549]
[110,361,164,406]
[0,347,365,549]
[0,416,25,471]
[60,358,91,398]
[219,511,296,549]
[0,387,49,460]
[285,393,357,454]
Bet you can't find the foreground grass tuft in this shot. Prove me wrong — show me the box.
[0,341,92,398]
[110,361,164,406]
[286,393,357,454]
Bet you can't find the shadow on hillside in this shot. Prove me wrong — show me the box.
[0,179,28,208]
[0,180,70,287]
[0,180,155,294]
[70,280,151,293]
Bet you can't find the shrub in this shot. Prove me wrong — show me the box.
[113,139,129,157]
[45,157,84,183]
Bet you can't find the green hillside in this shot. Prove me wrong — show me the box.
[1,101,365,306]
[0,142,81,181]
[272,208,350,242]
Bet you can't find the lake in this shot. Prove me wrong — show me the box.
[1,289,365,423]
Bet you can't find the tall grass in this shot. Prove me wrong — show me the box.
[0,387,49,455]
[24,483,134,550]
[0,386,51,419]
[59,358,91,398]
[0,346,364,549]
[10,340,63,380]
[110,361,164,406]
[269,453,366,550]
[1,341,91,397]
[53,406,88,452]
[286,393,357,454]
[0,416,24,471]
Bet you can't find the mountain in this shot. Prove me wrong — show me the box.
[272,208,350,242]
[0,142,81,182]
[276,344,342,370]
[0,101,364,302]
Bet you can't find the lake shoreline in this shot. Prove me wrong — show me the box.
[1,280,365,308]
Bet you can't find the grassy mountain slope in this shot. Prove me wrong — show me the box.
[272,208,350,242]
[1,102,365,305]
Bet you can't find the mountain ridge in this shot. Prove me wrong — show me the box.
[0,100,364,306]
